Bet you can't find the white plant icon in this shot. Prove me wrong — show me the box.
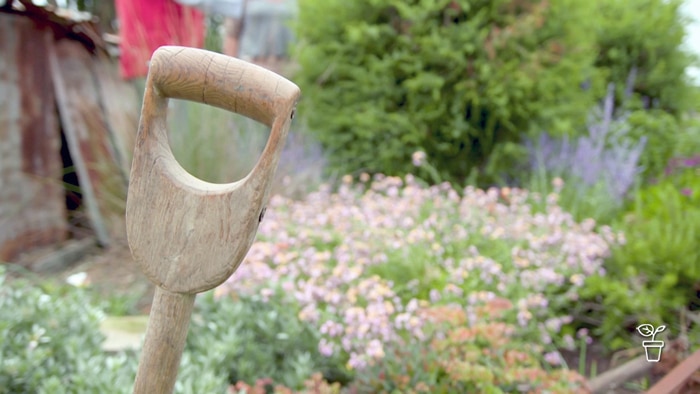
[637,324,666,342]
[637,324,667,362]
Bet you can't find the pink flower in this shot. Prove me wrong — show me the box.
[366,339,385,359]
[577,328,593,345]
[412,151,427,167]
[544,351,563,366]
[320,320,344,337]
[517,310,532,327]
[260,288,274,303]
[551,177,564,193]
[429,289,441,303]
[347,352,367,370]
[319,339,335,357]
[563,334,576,350]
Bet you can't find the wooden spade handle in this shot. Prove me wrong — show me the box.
[129,47,300,394]
[127,46,300,294]
[133,289,195,394]
[147,45,296,127]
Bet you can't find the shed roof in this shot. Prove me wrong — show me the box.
[1,0,107,54]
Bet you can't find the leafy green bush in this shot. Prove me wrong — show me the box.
[593,0,699,116]
[188,288,349,390]
[579,163,700,349]
[0,268,138,394]
[294,0,600,183]
[293,0,698,184]
[625,109,680,180]
[673,117,700,158]
[0,268,344,393]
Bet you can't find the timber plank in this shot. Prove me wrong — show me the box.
[48,39,127,248]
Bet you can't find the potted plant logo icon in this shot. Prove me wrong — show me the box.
[637,324,666,362]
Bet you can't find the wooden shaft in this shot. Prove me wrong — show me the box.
[127,46,301,393]
[133,288,196,394]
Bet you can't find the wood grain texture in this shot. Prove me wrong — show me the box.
[126,46,300,294]
[50,39,126,248]
[127,46,300,394]
[132,288,195,394]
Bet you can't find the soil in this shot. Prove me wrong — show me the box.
[69,236,156,314]
[7,231,155,315]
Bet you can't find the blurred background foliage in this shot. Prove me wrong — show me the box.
[4,0,700,391]
[293,0,699,185]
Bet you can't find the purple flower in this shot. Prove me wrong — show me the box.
[526,83,646,201]
[577,328,593,345]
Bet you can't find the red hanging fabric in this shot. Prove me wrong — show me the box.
[115,0,205,80]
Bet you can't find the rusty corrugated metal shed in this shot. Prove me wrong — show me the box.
[0,13,68,261]
[0,0,136,263]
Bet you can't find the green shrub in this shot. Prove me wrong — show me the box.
[293,0,698,185]
[294,0,600,184]
[625,109,681,180]
[187,288,349,390]
[593,0,699,116]
[0,269,344,393]
[594,0,700,180]
[579,165,700,349]
[0,268,138,394]
[673,117,700,158]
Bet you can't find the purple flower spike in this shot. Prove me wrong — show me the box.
[527,83,646,201]
[683,156,700,167]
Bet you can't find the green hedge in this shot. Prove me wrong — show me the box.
[593,0,698,116]
[293,0,698,184]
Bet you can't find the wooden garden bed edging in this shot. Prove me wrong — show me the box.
[589,355,654,393]
[646,348,700,394]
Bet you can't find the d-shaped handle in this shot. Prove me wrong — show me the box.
[145,45,296,129]
[126,46,300,294]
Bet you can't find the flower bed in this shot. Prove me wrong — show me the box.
[215,174,623,390]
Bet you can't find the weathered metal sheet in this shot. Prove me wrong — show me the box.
[91,53,139,179]
[49,39,128,248]
[0,14,68,262]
